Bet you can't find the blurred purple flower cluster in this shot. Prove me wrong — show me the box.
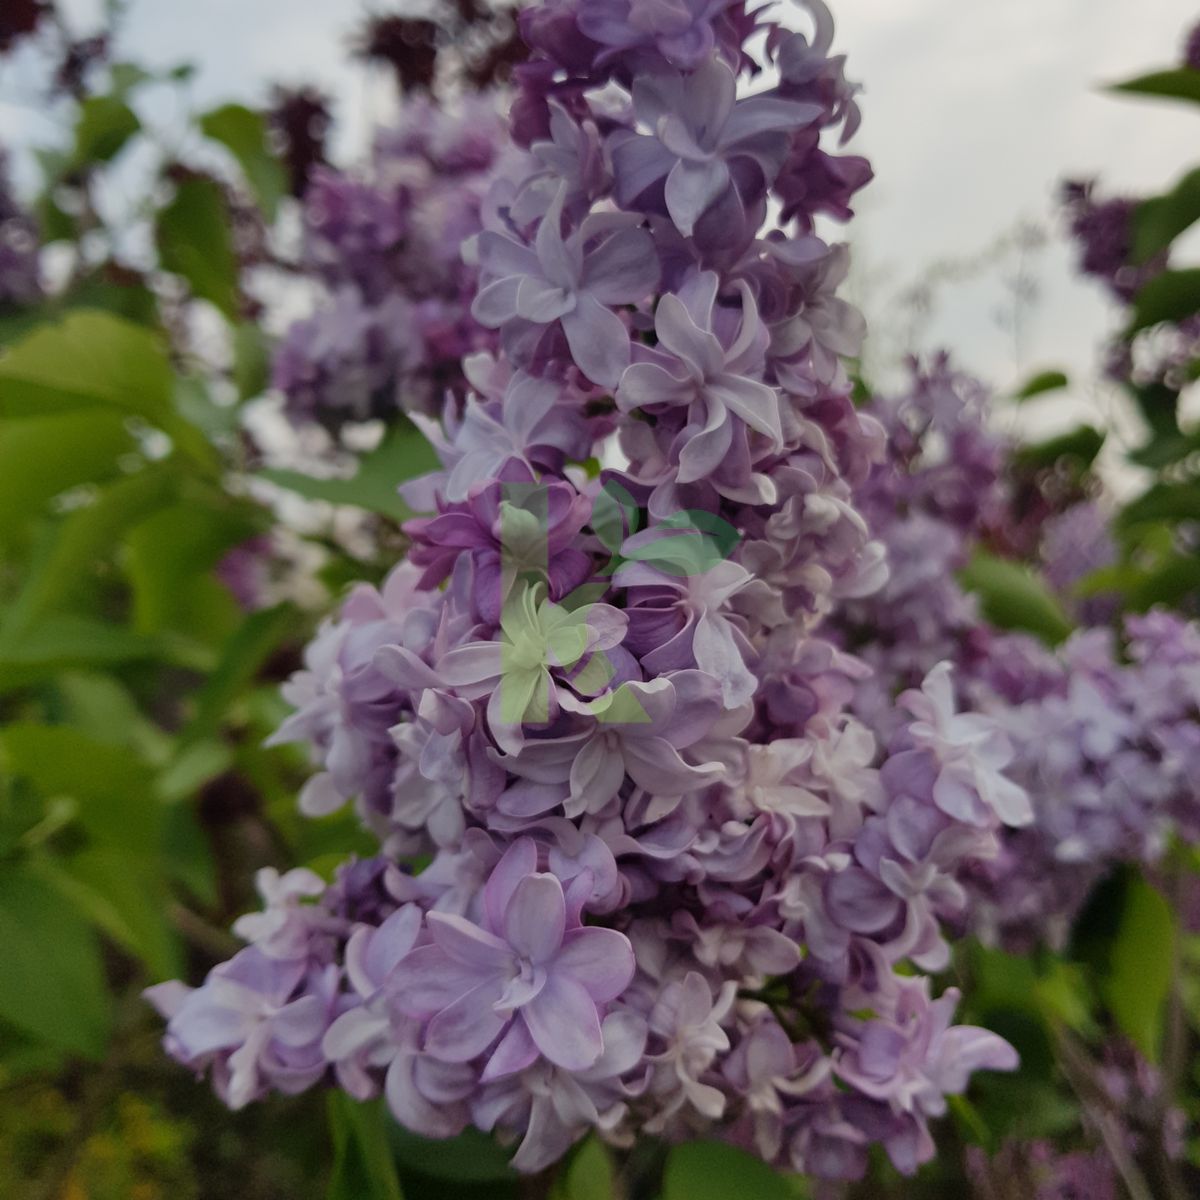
[152,0,1029,1181]
[838,358,1200,949]
[272,96,512,431]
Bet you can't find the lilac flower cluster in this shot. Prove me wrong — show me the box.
[837,358,1200,948]
[155,0,1026,1181]
[272,96,511,431]
[0,150,42,309]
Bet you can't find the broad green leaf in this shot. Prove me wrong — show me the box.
[958,553,1074,645]
[328,1096,405,1200]
[1133,166,1200,261]
[663,1142,797,1200]
[261,421,439,520]
[163,801,218,907]
[0,310,215,468]
[1129,268,1200,333]
[1014,369,1069,401]
[0,616,180,693]
[0,409,133,535]
[0,860,110,1057]
[1014,425,1105,471]
[39,849,182,980]
[1109,68,1200,107]
[1,467,176,635]
[72,95,140,167]
[550,1137,614,1200]
[125,498,263,633]
[1104,876,1175,1061]
[388,1125,515,1184]
[156,177,240,319]
[181,603,298,744]
[1127,429,1200,469]
[1118,481,1200,528]
[200,104,287,221]
[1125,554,1200,612]
[0,722,163,855]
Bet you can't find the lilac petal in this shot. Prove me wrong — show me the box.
[560,294,632,388]
[582,226,659,305]
[516,275,576,323]
[323,1008,386,1061]
[472,276,523,327]
[374,644,440,690]
[692,610,755,707]
[503,874,566,965]
[481,1018,540,1081]
[610,132,673,207]
[555,927,635,1003]
[724,97,823,145]
[653,293,725,379]
[615,360,693,412]
[498,778,569,818]
[584,1009,648,1079]
[664,158,730,237]
[687,57,737,146]
[476,230,542,278]
[708,374,782,445]
[569,736,627,809]
[521,974,604,1070]
[936,1027,1019,1092]
[428,912,514,970]
[484,837,540,933]
[624,736,722,796]
[425,980,509,1062]
[437,642,505,689]
[393,945,493,1018]
[273,995,326,1046]
[677,398,734,483]
[385,1054,467,1140]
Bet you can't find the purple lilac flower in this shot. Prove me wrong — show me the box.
[156,0,1029,1181]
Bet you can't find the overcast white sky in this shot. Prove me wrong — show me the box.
[7,0,1199,446]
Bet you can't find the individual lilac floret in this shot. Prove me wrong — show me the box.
[616,270,782,502]
[472,188,659,386]
[610,56,821,238]
[578,0,742,69]
[395,839,636,1075]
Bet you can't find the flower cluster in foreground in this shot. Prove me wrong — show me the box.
[150,0,1028,1180]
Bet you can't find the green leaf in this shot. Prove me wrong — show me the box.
[0,616,177,693]
[0,310,216,469]
[550,1137,615,1200]
[156,177,240,319]
[125,498,263,634]
[1014,425,1105,471]
[388,1125,515,1184]
[663,1142,797,1200]
[72,95,140,167]
[1,467,176,636]
[1104,876,1175,1062]
[1109,68,1200,107]
[261,421,439,520]
[1133,166,1200,261]
[0,860,111,1057]
[200,104,287,221]
[39,849,182,980]
[233,323,271,400]
[958,553,1074,645]
[0,409,134,535]
[0,722,163,855]
[1118,481,1200,528]
[1125,554,1200,612]
[1014,369,1069,401]
[328,1096,405,1200]
[182,603,298,744]
[1129,268,1200,333]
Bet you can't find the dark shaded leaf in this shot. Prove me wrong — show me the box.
[1133,166,1200,261]
[0,861,110,1057]
[1109,68,1200,107]
[1104,876,1175,1062]
[1129,268,1200,333]
[1014,369,1069,401]
[664,1142,796,1200]
[200,103,287,220]
[328,1096,405,1200]
[156,178,240,319]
